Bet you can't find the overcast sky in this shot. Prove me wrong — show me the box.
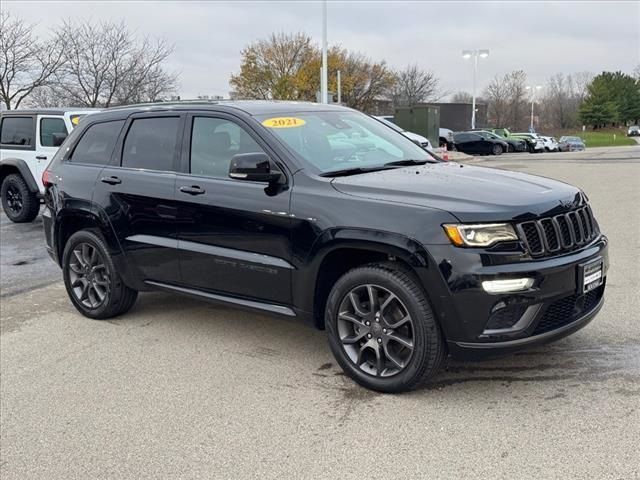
[5,0,640,99]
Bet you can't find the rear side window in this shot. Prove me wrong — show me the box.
[40,118,68,147]
[70,120,125,165]
[122,117,180,171]
[1,116,34,146]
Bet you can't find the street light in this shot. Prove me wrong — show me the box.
[462,49,489,129]
[526,85,542,132]
[320,0,328,104]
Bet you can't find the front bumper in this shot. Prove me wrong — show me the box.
[423,235,609,359]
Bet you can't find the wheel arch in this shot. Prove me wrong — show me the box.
[296,228,439,330]
[0,159,39,193]
[54,208,125,271]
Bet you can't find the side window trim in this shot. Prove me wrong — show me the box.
[65,119,126,167]
[180,111,289,183]
[113,112,185,173]
[0,115,36,151]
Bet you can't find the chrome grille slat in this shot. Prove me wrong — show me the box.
[517,206,599,258]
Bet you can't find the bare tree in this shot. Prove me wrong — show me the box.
[450,91,473,103]
[483,74,510,127]
[53,19,176,107]
[0,12,64,110]
[389,64,441,106]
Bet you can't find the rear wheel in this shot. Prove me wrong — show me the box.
[325,263,446,392]
[62,230,138,319]
[1,174,40,223]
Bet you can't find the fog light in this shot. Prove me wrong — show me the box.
[482,278,534,294]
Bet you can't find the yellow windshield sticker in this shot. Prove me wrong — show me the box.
[262,117,306,128]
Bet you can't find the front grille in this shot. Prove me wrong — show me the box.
[532,286,603,335]
[517,206,599,258]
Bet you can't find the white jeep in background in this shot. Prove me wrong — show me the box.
[0,109,97,222]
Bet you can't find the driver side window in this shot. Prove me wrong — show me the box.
[190,117,265,179]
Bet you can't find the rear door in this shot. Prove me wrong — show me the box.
[91,113,185,285]
[0,114,36,176]
[174,112,293,305]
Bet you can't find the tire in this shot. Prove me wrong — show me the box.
[492,144,503,155]
[507,144,514,153]
[325,263,446,393]
[62,230,138,319]
[1,174,40,223]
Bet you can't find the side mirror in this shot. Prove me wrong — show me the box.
[229,152,283,184]
[52,132,68,147]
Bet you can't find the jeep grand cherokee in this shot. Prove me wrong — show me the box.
[42,101,608,392]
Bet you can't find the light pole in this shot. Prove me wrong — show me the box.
[462,49,489,129]
[526,85,542,132]
[320,0,328,104]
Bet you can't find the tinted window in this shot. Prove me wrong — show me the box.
[122,117,180,171]
[1,117,34,146]
[40,118,68,147]
[70,120,124,165]
[190,117,265,178]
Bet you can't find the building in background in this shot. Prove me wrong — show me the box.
[430,103,488,131]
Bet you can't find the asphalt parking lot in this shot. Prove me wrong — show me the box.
[1,146,639,479]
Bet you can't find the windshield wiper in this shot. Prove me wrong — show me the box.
[319,165,397,177]
[383,159,432,167]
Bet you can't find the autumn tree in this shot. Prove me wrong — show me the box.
[0,12,64,110]
[229,32,315,100]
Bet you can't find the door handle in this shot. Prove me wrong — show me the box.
[179,185,205,195]
[36,155,48,160]
[101,176,122,185]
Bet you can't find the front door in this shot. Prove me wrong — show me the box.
[36,116,69,182]
[174,113,293,305]
[91,113,184,285]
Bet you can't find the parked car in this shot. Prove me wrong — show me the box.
[374,116,432,151]
[0,108,97,222]
[511,133,545,153]
[439,127,455,149]
[378,115,453,150]
[627,125,639,137]
[43,101,608,393]
[472,130,527,152]
[540,136,559,152]
[558,136,586,152]
[453,131,508,155]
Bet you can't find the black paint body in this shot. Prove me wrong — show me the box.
[42,102,608,358]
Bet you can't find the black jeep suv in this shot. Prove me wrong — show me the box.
[42,101,608,392]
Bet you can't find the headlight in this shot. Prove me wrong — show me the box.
[443,223,518,247]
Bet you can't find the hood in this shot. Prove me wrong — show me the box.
[331,162,584,222]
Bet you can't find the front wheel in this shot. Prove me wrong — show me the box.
[325,263,446,393]
[1,174,40,223]
[62,230,138,319]
[492,144,503,155]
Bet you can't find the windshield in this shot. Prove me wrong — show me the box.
[257,111,434,174]
[374,116,405,133]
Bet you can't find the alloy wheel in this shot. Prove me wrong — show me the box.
[5,185,23,215]
[337,284,415,377]
[68,242,110,309]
